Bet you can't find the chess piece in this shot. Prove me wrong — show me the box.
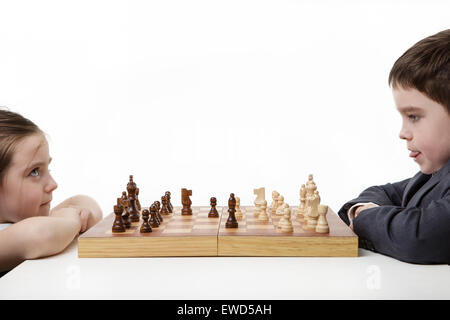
[112,198,126,233]
[306,190,320,230]
[149,205,160,228]
[126,175,140,222]
[280,206,293,233]
[275,195,285,215]
[225,193,238,228]
[181,188,193,215]
[140,209,153,233]
[258,200,269,221]
[165,191,173,213]
[136,188,142,211]
[160,195,170,215]
[253,205,261,218]
[296,184,307,218]
[235,196,243,219]
[315,205,329,233]
[208,197,219,218]
[276,200,287,216]
[154,201,163,222]
[253,187,265,219]
[270,191,280,213]
[120,192,131,228]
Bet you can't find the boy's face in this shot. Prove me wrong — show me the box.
[0,133,58,223]
[394,86,450,174]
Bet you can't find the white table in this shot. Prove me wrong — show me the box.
[0,240,449,300]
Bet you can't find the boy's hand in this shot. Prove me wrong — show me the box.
[355,203,378,217]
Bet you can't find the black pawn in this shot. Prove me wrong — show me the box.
[155,201,163,222]
[161,196,170,215]
[208,197,219,218]
[150,205,160,228]
[165,191,173,213]
[112,199,126,233]
[225,193,238,228]
[140,209,152,233]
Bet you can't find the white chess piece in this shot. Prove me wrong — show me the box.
[235,196,243,219]
[315,205,329,233]
[296,184,306,218]
[258,200,269,221]
[270,191,280,213]
[280,207,293,233]
[276,197,286,215]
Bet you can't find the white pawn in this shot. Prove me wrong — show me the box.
[270,190,280,213]
[253,205,261,218]
[258,200,269,221]
[280,207,293,233]
[275,195,284,215]
[235,196,243,219]
[276,198,286,216]
[315,205,329,233]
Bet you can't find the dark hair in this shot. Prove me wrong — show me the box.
[0,108,43,183]
[388,29,450,113]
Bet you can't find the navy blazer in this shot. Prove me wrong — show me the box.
[338,159,450,264]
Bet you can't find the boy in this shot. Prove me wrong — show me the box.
[338,29,450,264]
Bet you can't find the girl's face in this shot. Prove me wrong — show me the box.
[0,134,58,223]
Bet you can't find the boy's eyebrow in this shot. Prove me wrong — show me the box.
[397,105,424,113]
[25,157,52,170]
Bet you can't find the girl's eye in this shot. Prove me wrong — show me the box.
[408,114,419,122]
[30,168,39,177]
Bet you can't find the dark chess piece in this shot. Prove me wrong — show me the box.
[225,193,238,228]
[154,201,163,222]
[112,198,126,233]
[126,175,140,222]
[140,209,153,233]
[136,188,142,211]
[208,197,219,218]
[165,191,173,213]
[160,195,170,215]
[121,192,131,228]
[181,188,193,215]
[149,205,160,228]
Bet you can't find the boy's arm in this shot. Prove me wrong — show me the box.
[353,190,450,264]
[338,177,411,225]
[0,209,81,272]
[51,195,103,232]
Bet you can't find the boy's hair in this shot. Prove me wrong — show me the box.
[388,29,450,114]
[0,108,43,183]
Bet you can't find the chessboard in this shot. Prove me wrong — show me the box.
[78,205,358,258]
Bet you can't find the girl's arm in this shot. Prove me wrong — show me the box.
[51,194,103,232]
[0,208,81,272]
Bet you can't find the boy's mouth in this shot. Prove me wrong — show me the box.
[409,150,421,160]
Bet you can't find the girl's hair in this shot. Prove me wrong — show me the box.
[0,108,43,183]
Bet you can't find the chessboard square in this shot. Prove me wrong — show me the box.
[196,218,215,223]
[162,228,192,233]
[193,225,218,230]
[247,225,274,230]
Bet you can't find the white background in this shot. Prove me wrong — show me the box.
[0,0,449,216]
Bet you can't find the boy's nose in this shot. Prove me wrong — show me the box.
[399,124,412,141]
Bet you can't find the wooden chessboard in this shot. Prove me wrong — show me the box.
[78,206,358,258]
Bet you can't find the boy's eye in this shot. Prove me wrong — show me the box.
[30,168,39,177]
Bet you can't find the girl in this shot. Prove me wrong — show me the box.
[0,109,103,276]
